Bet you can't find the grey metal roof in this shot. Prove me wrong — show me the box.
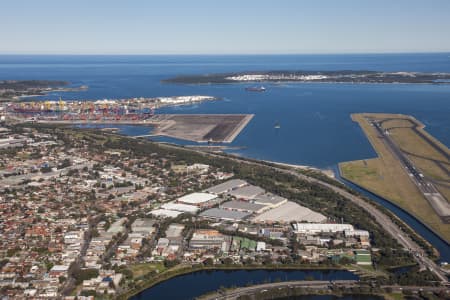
[228,185,265,199]
[253,193,287,205]
[220,200,266,212]
[204,179,248,195]
[199,208,251,221]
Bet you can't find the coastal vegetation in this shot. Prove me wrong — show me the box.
[162,70,450,85]
[0,80,70,101]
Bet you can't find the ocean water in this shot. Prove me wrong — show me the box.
[1,54,449,169]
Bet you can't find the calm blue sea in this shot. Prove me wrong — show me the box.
[1,54,449,168]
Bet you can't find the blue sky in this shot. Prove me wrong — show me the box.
[1,0,450,54]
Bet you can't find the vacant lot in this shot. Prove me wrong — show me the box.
[152,114,253,143]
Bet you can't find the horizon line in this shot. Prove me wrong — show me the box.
[0,51,450,56]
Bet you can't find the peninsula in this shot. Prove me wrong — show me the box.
[340,113,450,243]
[163,70,450,85]
[0,80,87,101]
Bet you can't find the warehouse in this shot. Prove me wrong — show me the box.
[253,193,288,208]
[204,179,248,195]
[131,218,156,237]
[220,200,268,214]
[189,229,230,252]
[344,229,370,237]
[228,185,265,200]
[199,208,251,221]
[161,202,199,213]
[292,223,354,234]
[165,224,185,238]
[177,192,217,207]
[150,209,183,218]
[252,202,327,224]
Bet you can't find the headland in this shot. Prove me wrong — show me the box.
[163,70,450,85]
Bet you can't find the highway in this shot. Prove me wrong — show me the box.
[201,280,358,300]
[158,143,449,283]
[200,280,449,300]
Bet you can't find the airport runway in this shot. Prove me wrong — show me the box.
[370,118,450,223]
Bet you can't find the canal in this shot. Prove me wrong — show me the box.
[130,269,358,300]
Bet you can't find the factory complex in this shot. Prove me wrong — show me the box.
[151,179,331,225]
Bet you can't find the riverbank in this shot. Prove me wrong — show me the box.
[197,280,448,300]
[119,264,347,300]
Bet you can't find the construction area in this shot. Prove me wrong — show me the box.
[149,114,254,143]
[340,113,450,242]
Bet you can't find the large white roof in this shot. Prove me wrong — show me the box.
[150,209,183,218]
[252,201,327,223]
[162,202,199,213]
[178,192,217,204]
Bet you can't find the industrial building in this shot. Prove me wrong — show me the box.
[177,192,218,207]
[252,201,327,224]
[161,202,199,213]
[252,193,288,208]
[189,229,230,252]
[344,229,370,238]
[292,223,354,234]
[228,185,265,200]
[220,200,268,214]
[204,179,248,195]
[131,218,156,237]
[150,209,183,218]
[199,208,251,221]
[165,224,185,239]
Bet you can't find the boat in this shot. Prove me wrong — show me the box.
[245,86,266,92]
[274,121,281,129]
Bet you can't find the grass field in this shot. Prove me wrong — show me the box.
[129,262,166,278]
[339,113,450,244]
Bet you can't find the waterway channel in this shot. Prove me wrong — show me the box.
[130,269,359,300]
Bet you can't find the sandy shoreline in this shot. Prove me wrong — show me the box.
[263,160,335,178]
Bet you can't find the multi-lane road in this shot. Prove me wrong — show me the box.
[201,280,449,300]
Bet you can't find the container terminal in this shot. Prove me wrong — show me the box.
[1,96,253,143]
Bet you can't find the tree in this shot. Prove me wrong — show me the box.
[222,257,234,265]
[203,258,214,266]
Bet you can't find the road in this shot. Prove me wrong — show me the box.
[371,118,450,223]
[159,144,448,283]
[200,280,449,300]
[202,280,358,300]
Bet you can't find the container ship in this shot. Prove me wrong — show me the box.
[245,86,266,92]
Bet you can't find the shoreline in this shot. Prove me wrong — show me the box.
[339,113,450,246]
[223,113,254,143]
[338,164,450,251]
[120,264,346,300]
[263,159,335,178]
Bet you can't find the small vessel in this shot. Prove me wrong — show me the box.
[245,86,266,92]
[274,121,281,129]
